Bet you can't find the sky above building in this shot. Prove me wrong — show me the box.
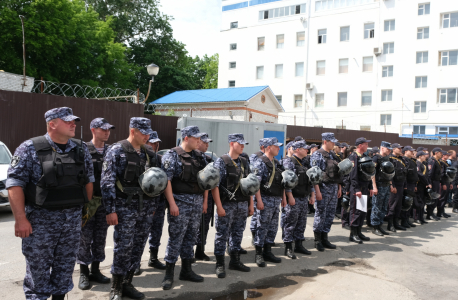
[159,0,222,58]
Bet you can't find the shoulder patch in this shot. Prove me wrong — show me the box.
[163,160,171,169]
[10,155,20,168]
[428,165,432,170]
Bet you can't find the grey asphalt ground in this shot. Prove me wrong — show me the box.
[0,205,457,300]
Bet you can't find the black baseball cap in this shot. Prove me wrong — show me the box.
[416,151,428,158]
[355,137,371,145]
[417,147,427,152]
[402,146,415,153]
[391,143,402,149]
[432,147,442,154]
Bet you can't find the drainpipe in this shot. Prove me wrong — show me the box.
[304,0,312,126]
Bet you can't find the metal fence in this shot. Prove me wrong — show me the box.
[0,71,34,93]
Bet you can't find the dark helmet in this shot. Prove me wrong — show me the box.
[240,173,260,196]
[282,170,299,189]
[425,188,440,206]
[379,161,395,181]
[338,159,353,176]
[446,167,457,181]
[197,162,220,190]
[358,156,376,181]
[138,167,168,197]
[307,166,323,185]
[342,194,350,212]
[402,194,414,211]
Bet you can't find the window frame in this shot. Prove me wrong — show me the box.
[414,101,427,113]
[364,23,375,39]
[276,34,285,49]
[417,27,430,39]
[439,88,458,104]
[294,94,303,108]
[442,12,458,28]
[413,125,426,135]
[229,62,236,69]
[318,29,327,44]
[363,56,373,72]
[297,31,305,47]
[316,60,326,75]
[257,37,265,51]
[380,114,392,126]
[315,93,324,108]
[256,66,264,79]
[416,51,428,64]
[230,43,237,51]
[339,58,349,74]
[384,19,395,32]
[382,66,393,77]
[340,26,350,42]
[415,76,428,88]
[383,42,394,54]
[275,64,283,78]
[418,3,430,16]
[230,21,239,29]
[381,90,393,102]
[440,50,458,66]
[228,80,236,88]
[361,91,372,107]
[276,95,282,104]
[337,92,347,107]
[295,62,304,77]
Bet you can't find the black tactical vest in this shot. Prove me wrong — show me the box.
[24,136,88,209]
[317,148,342,184]
[115,140,157,200]
[375,154,391,183]
[259,155,284,197]
[429,158,441,181]
[170,147,206,195]
[405,157,419,184]
[391,155,407,182]
[219,155,250,202]
[289,156,311,198]
[86,141,106,197]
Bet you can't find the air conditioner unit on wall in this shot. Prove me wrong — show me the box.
[306,83,314,90]
[374,47,381,56]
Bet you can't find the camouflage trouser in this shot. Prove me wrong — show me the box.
[313,183,338,233]
[77,204,109,265]
[250,198,258,232]
[164,200,202,263]
[370,185,390,226]
[254,200,280,247]
[195,195,214,246]
[281,197,309,243]
[214,201,248,255]
[22,206,82,300]
[148,198,166,249]
[111,198,156,275]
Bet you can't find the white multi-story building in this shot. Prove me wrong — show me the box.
[218,0,458,136]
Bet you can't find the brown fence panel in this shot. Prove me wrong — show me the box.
[143,115,180,150]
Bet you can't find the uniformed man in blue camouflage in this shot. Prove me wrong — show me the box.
[160,126,209,290]
[211,133,254,278]
[102,117,160,300]
[7,107,94,300]
[311,133,342,252]
[281,140,315,258]
[252,137,287,267]
[77,118,115,290]
[249,138,267,245]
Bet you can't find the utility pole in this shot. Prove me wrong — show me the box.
[19,15,26,91]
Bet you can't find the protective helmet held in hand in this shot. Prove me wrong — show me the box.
[197,162,220,190]
[358,156,376,181]
[342,194,350,212]
[282,170,299,189]
[402,194,414,211]
[446,167,457,181]
[379,161,395,181]
[240,173,261,196]
[338,159,353,176]
[306,166,323,185]
[138,167,168,197]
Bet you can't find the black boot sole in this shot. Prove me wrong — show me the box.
[295,249,312,255]
[179,274,204,282]
[148,261,167,270]
[89,274,110,284]
[228,264,251,272]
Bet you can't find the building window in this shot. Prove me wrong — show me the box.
[384,20,395,31]
[315,93,324,107]
[230,43,237,51]
[414,125,426,135]
[228,81,235,87]
[316,60,325,75]
[364,23,375,39]
[418,3,430,16]
[417,27,429,39]
[294,94,303,108]
[360,126,371,131]
[383,42,394,54]
[442,12,458,28]
[295,62,304,77]
[259,4,306,20]
[381,90,392,102]
[275,64,283,78]
[416,51,428,64]
[318,29,327,44]
[340,26,350,42]
[256,66,264,79]
[338,92,347,107]
[381,114,391,126]
[297,32,305,46]
[414,101,427,113]
[229,62,236,69]
[415,76,427,88]
[361,91,372,106]
[230,22,238,29]
[382,66,393,77]
[276,34,284,49]
[437,127,449,135]
[258,37,265,51]
[339,58,348,74]
[439,88,458,103]
[363,57,373,72]
[276,95,282,104]
[440,51,458,66]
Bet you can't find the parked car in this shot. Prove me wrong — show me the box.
[0,141,12,207]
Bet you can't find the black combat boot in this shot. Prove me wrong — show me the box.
[109,274,123,300]
[51,295,65,300]
[122,270,145,299]
[321,233,337,249]
[453,204,458,213]
[387,218,396,232]
[78,264,91,290]
[372,225,384,236]
[239,247,248,254]
[443,211,451,218]
[229,250,250,272]
[294,240,311,255]
[90,261,110,284]
[133,266,141,276]
[357,226,370,241]
[148,247,166,270]
[179,258,204,282]
[263,244,281,263]
[251,231,256,246]
[401,218,410,228]
[431,212,441,220]
[255,246,265,267]
[284,242,297,259]
[195,245,210,261]
[215,255,226,278]
[407,219,416,227]
[378,224,390,235]
[349,227,363,244]
[314,232,325,251]
[394,218,406,231]
[161,262,175,290]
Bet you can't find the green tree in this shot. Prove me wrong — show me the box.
[202,54,219,89]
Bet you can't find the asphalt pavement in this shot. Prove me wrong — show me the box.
[0,206,457,300]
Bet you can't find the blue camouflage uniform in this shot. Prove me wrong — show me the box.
[6,107,94,300]
[101,118,158,276]
[162,126,208,264]
[77,118,115,266]
[214,134,251,256]
[249,138,268,234]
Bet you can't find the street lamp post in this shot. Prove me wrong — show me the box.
[143,63,160,104]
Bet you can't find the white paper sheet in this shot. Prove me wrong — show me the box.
[356,195,367,212]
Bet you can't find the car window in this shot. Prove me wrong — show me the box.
[0,145,11,164]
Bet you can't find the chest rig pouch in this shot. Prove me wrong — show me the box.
[290,156,311,198]
[171,147,206,195]
[24,136,88,209]
[219,155,250,202]
[260,156,284,197]
[86,141,106,197]
[317,148,342,184]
